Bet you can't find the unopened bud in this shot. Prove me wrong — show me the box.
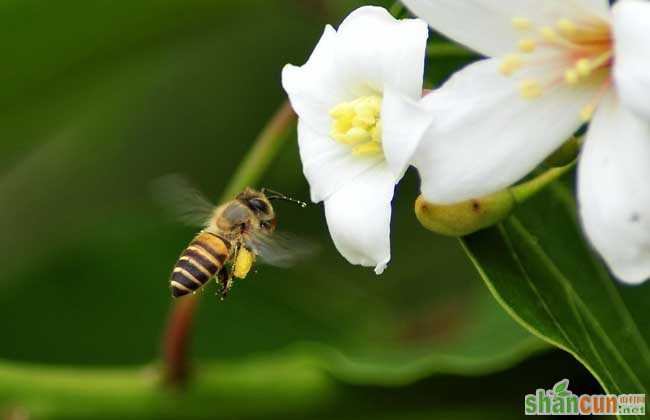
[415,190,515,237]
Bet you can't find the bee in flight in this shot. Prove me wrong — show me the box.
[155,176,311,298]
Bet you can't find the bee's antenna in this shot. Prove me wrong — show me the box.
[261,188,308,208]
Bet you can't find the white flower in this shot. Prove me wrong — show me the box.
[281,6,430,274]
[400,0,650,283]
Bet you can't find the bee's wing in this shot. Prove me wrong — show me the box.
[151,174,215,227]
[246,230,319,268]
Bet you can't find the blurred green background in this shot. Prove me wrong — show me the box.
[0,0,603,418]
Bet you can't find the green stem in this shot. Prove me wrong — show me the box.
[162,100,296,388]
[388,1,405,18]
[509,161,577,204]
[0,357,333,419]
[221,101,296,200]
[427,42,475,58]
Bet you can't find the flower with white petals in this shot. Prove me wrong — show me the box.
[400,0,650,283]
[281,6,430,274]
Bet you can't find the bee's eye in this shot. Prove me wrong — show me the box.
[247,198,269,214]
[260,219,276,231]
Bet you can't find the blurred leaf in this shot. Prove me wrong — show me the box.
[462,182,650,400]
[0,349,602,420]
[0,0,605,418]
[0,0,545,407]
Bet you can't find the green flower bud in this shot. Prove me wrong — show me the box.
[415,190,516,237]
[415,160,576,237]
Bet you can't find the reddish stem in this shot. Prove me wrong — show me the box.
[162,295,199,387]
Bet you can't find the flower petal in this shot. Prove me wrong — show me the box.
[297,120,385,203]
[335,6,429,100]
[282,6,429,135]
[613,0,650,121]
[282,25,350,136]
[400,0,611,57]
[412,58,597,204]
[323,162,395,274]
[381,86,434,179]
[578,94,650,284]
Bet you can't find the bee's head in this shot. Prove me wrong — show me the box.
[237,187,307,233]
[237,188,276,232]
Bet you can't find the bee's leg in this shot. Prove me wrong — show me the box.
[216,269,233,299]
[217,240,246,299]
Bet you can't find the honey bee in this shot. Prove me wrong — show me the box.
[155,176,311,298]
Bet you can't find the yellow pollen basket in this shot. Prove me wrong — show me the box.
[330,95,383,156]
[503,15,613,119]
[233,247,255,279]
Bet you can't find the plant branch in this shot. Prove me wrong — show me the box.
[510,161,576,204]
[427,42,475,58]
[0,357,332,419]
[222,101,296,199]
[162,100,296,388]
[389,1,405,18]
[162,295,199,387]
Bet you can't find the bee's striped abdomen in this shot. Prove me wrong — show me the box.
[171,232,230,298]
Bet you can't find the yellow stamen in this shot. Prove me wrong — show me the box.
[512,17,532,31]
[370,120,382,143]
[352,114,375,128]
[352,142,382,156]
[540,26,559,41]
[576,59,592,77]
[333,117,351,133]
[343,127,371,144]
[330,95,383,156]
[518,39,537,53]
[329,103,354,119]
[580,105,595,122]
[556,18,577,37]
[500,13,614,114]
[590,50,613,70]
[519,80,543,99]
[499,54,523,76]
[564,69,579,85]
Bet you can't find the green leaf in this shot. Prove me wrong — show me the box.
[462,182,650,403]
